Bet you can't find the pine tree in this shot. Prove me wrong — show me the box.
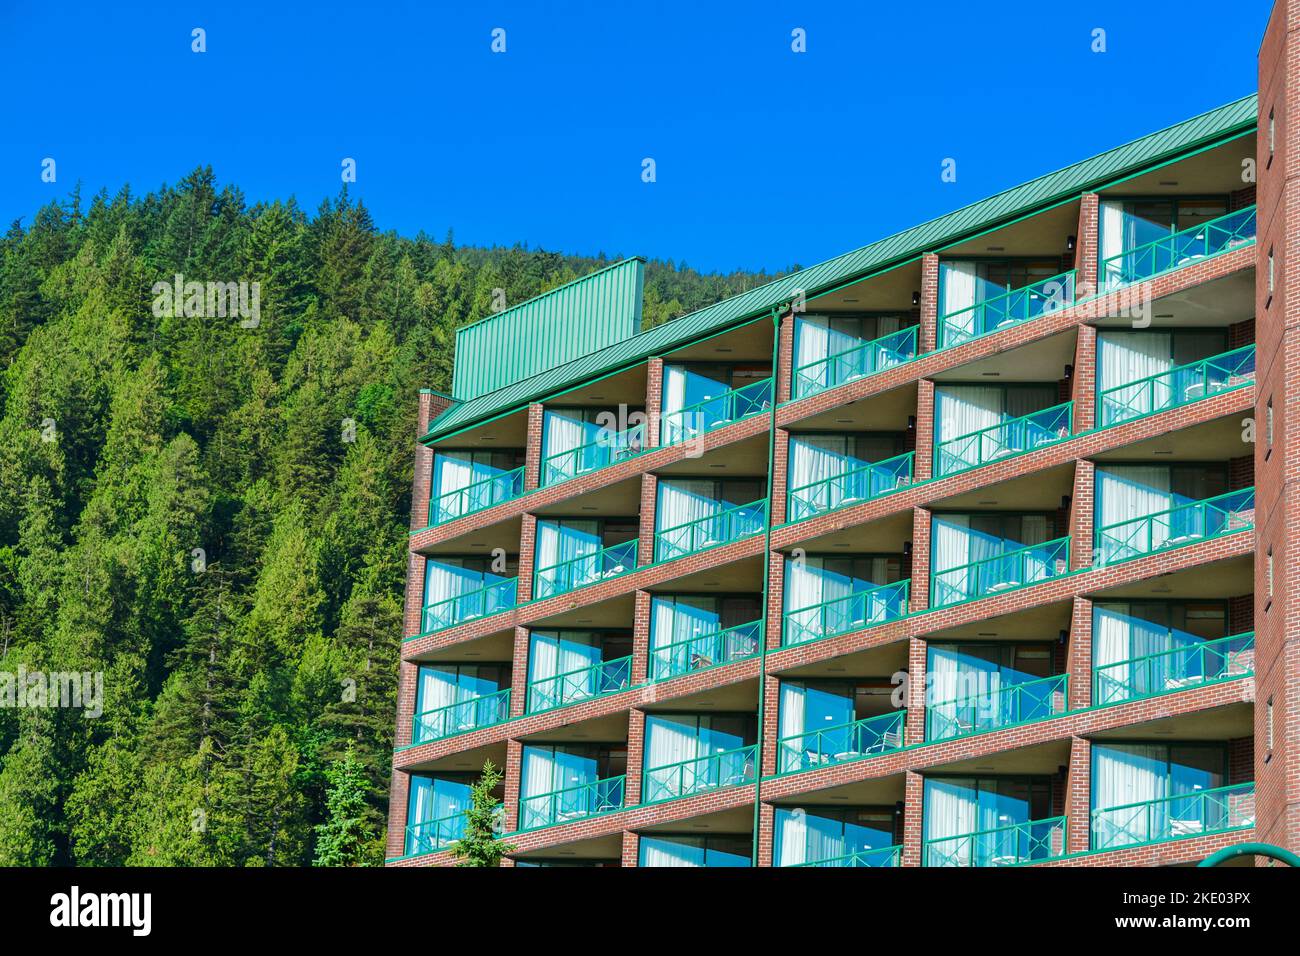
[313,746,379,866]
[449,760,515,868]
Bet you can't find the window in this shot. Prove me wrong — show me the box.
[519,744,627,829]
[777,679,900,769]
[405,774,478,855]
[526,630,633,712]
[422,556,518,631]
[792,313,917,395]
[649,594,762,678]
[654,478,768,560]
[1269,247,1275,295]
[413,663,510,741]
[1095,329,1230,425]
[926,643,1057,738]
[773,806,897,866]
[1267,547,1274,599]
[1269,108,1276,163]
[1091,743,1229,849]
[430,449,525,523]
[787,432,909,517]
[922,775,1055,865]
[1267,396,1275,450]
[1267,696,1275,752]
[638,834,752,867]
[934,384,1062,473]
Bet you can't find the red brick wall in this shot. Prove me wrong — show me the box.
[918,254,939,354]
[1075,193,1100,298]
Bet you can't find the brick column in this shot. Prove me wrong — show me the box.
[1074,192,1100,300]
[918,253,939,354]
[637,472,658,566]
[1066,596,1093,710]
[509,625,531,717]
[644,357,664,448]
[394,658,420,748]
[769,428,790,526]
[620,830,640,867]
[765,549,785,649]
[624,709,646,806]
[905,636,928,747]
[759,673,781,777]
[516,512,538,603]
[913,379,935,481]
[1069,460,1095,571]
[630,589,652,684]
[776,309,796,404]
[524,402,544,491]
[909,507,932,611]
[502,738,524,832]
[402,552,427,640]
[1071,323,1097,432]
[1065,736,1091,854]
[755,801,776,867]
[901,770,926,866]
[385,767,412,858]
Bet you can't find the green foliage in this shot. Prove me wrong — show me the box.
[0,171,773,866]
[449,761,515,867]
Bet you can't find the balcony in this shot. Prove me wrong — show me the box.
[1091,782,1255,850]
[642,744,758,804]
[787,451,914,523]
[654,499,767,562]
[930,536,1070,609]
[792,326,919,400]
[783,579,911,646]
[1093,632,1255,706]
[1095,488,1254,566]
[411,688,512,745]
[518,776,626,831]
[526,656,633,714]
[649,620,762,682]
[533,539,638,600]
[659,377,773,446]
[939,270,1076,350]
[787,845,902,867]
[934,402,1072,478]
[924,816,1067,867]
[405,813,465,856]
[541,421,647,487]
[1100,206,1256,291]
[428,466,525,526]
[777,709,906,774]
[1097,345,1256,428]
[421,576,519,634]
[926,673,1068,742]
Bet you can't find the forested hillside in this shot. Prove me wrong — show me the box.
[0,168,780,865]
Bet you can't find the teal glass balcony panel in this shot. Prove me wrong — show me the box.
[541,422,647,487]
[1098,345,1256,427]
[926,673,1068,742]
[422,577,519,633]
[931,536,1070,608]
[649,620,762,682]
[1092,782,1255,850]
[787,451,914,523]
[940,270,1076,349]
[782,579,911,647]
[429,466,525,525]
[935,401,1072,477]
[925,815,1067,867]
[777,709,906,774]
[787,845,902,867]
[660,377,773,446]
[1095,488,1254,566]
[1093,632,1255,706]
[642,744,758,803]
[533,539,638,600]
[1101,206,1256,291]
[412,688,512,745]
[655,500,767,562]
[518,775,626,831]
[526,655,633,713]
[793,326,919,400]
[405,812,466,856]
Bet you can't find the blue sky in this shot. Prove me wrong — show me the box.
[0,0,1273,273]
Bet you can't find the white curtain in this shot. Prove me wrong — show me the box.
[1096,466,1172,560]
[542,410,587,461]
[432,453,474,518]
[932,516,972,602]
[1093,744,1168,844]
[521,746,558,801]
[794,316,831,374]
[775,810,809,866]
[657,480,720,548]
[535,520,599,572]
[528,632,600,689]
[1097,332,1173,423]
[936,387,1004,444]
[416,667,459,726]
[941,262,979,320]
[640,837,702,867]
[789,437,854,515]
[1100,200,1127,288]
[925,779,979,863]
[662,365,689,417]
[645,716,699,771]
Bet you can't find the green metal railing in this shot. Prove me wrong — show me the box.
[541,421,647,486]
[518,775,626,831]
[429,465,525,525]
[421,576,518,633]
[654,499,767,562]
[412,687,512,744]
[1101,206,1257,290]
[787,845,902,867]
[526,656,633,713]
[926,673,1068,742]
[649,620,762,682]
[793,326,919,399]
[782,579,911,647]
[405,812,466,856]
[935,401,1072,477]
[1095,488,1254,566]
[533,539,638,600]
[1098,345,1256,427]
[925,815,1068,867]
[787,451,914,522]
[660,377,773,446]
[939,270,1076,349]
[1093,632,1255,706]
[931,536,1070,608]
[642,744,758,804]
[778,709,906,774]
[1092,782,1256,850]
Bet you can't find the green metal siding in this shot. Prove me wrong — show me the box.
[450,258,644,401]
[426,94,1257,442]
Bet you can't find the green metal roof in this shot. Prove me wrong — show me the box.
[425,93,1257,442]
